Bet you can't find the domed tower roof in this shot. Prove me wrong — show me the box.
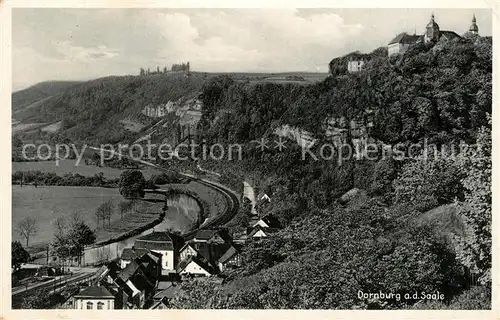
[469,14,479,32]
[426,13,440,29]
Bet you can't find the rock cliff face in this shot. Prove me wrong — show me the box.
[274,117,373,154]
[274,125,316,148]
[140,96,203,146]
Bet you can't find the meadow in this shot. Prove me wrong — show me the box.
[12,185,121,249]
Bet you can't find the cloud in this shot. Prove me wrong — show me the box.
[133,9,364,72]
[12,8,491,90]
[54,41,119,62]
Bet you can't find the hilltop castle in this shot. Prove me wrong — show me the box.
[330,13,481,75]
[387,13,479,57]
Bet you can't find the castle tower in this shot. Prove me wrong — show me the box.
[469,13,479,34]
[424,13,440,43]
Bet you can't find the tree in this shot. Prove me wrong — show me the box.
[12,241,30,271]
[52,211,96,267]
[393,153,465,211]
[95,200,114,227]
[17,216,39,247]
[226,204,251,234]
[119,170,146,199]
[118,200,134,220]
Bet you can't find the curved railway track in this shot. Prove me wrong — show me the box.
[88,147,241,240]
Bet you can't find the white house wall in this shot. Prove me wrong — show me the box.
[74,298,115,310]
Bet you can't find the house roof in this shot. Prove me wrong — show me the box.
[114,277,134,297]
[256,193,270,201]
[249,225,281,237]
[193,229,232,243]
[135,239,173,251]
[193,229,218,240]
[176,255,216,275]
[149,300,169,309]
[94,265,110,282]
[73,286,115,299]
[218,245,240,264]
[192,241,232,266]
[179,242,197,254]
[388,32,421,45]
[130,272,154,292]
[121,248,150,261]
[144,252,161,264]
[257,215,282,228]
[153,283,182,300]
[136,231,173,242]
[117,260,141,282]
[440,30,461,40]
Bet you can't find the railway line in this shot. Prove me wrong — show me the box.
[88,147,241,240]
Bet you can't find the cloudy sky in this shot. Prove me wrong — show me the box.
[13,8,492,90]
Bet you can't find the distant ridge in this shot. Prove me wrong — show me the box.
[12,80,84,111]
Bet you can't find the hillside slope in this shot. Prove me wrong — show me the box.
[12,81,83,112]
[13,74,205,144]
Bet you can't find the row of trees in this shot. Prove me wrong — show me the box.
[94,198,139,227]
[139,62,190,76]
[12,171,119,188]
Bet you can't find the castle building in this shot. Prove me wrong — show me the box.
[387,33,421,57]
[424,13,441,43]
[469,14,479,35]
[387,13,470,57]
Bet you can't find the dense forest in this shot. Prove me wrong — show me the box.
[11,34,492,309]
[171,35,492,309]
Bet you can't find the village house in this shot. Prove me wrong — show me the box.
[72,286,116,310]
[89,252,163,309]
[150,281,183,309]
[231,230,249,244]
[217,245,243,272]
[177,255,217,277]
[119,247,151,269]
[180,230,235,274]
[191,229,232,244]
[94,261,121,285]
[252,214,281,229]
[133,231,184,273]
[179,242,201,262]
[248,225,280,239]
[115,259,157,309]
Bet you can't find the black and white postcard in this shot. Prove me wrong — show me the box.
[1,1,498,319]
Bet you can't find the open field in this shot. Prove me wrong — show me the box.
[12,159,163,179]
[13,185,200,256]
[13,186,168,256]
[12,186,121,249]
